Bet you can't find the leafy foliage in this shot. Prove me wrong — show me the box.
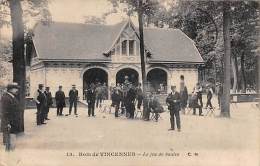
[107,0,259,90]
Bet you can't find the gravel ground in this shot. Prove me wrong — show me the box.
[0,100,259,166]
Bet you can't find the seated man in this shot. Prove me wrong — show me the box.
[146,92,164,121]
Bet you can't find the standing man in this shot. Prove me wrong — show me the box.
[166,85,181,132]
[125,83,136,119]
[179,75,188,114]
[101,83,108,100]
[195,83,203,108]
[144,92,152,121]
[111,89,121,118]
[34,84,47,125]
[44,87,53,120]
[216,82,223,109]
[69,85,78,115]
[95,83,103,108]
[86,83,96,117]
[205,84,214,109]
[1,83,20,146]
[55,86,66,116]
[136,83,143,110]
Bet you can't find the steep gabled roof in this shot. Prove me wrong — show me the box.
[143,28,203,63]
[33,21,127,61]
[32,20,204,63]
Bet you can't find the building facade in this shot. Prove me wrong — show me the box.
[29,20,204,98]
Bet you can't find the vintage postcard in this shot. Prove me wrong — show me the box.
[0,0,259,166]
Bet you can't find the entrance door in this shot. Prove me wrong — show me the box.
[116,68,139,86]
[147,68,167,93]
[83,68,108,91]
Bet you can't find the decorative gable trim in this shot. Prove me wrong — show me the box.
[103,19,139,56]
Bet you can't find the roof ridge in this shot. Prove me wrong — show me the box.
[46,21,127,27]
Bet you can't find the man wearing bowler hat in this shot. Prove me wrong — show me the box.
[1,82,20,145]
[166,85,181,132]
[68,85,78,115]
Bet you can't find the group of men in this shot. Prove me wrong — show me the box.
[0,75,218,148]
[33,84,79,125]
[166,75,217,132]
[110,82,144,119]
[33,84,53,125]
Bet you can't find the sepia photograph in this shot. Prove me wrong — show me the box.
[0,0,259,165]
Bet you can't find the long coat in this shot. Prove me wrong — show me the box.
[180,86,188,108]
[36,89,47,109]
[44,91,53,107]
[166,92,181,111]
[0,92,20,134]
[86,89,96,103]
[69,89,78,102]
[111,92,121,106]
[126,88,136,103]
[55,90,66,107]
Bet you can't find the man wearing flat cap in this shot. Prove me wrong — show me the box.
[166,85,181,132]
[1,82,20,145]
[68,85,78,115]
[34,84,47,125]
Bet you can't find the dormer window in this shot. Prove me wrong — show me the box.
[129,40,135,56]
[121,39,136,56]
[122,40,127,55]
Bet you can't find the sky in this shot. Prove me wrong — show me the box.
[0,0,174,38]
[48,0,138,25]
[0,0,138,38]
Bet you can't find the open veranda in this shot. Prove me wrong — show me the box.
[0,96,259,166]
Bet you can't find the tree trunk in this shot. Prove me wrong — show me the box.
[240,54,247,92]
[234,54,240,91]
[138,0,148,119]
[9,0,25,132]
[257,54,260,94]
[231,57,237,93]
[220,2,231,118]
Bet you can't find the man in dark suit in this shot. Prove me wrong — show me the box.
[136,83,143,110]
[44,87,53,120]
[55,86,66,116]
[166,85,181,132]
[111,89,121,118]
[68,85,78,115]
[125,83,136,119]
[34,84,47,125]
[86,84,96,117]
[1,83,20,145]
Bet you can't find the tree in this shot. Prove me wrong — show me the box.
[137,0,148,119]
[9,0,26,132]
[106,0,259,117]
[0,0,51,132]
[220,1,231,118]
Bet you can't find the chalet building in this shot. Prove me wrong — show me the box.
[29,19,204,98]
